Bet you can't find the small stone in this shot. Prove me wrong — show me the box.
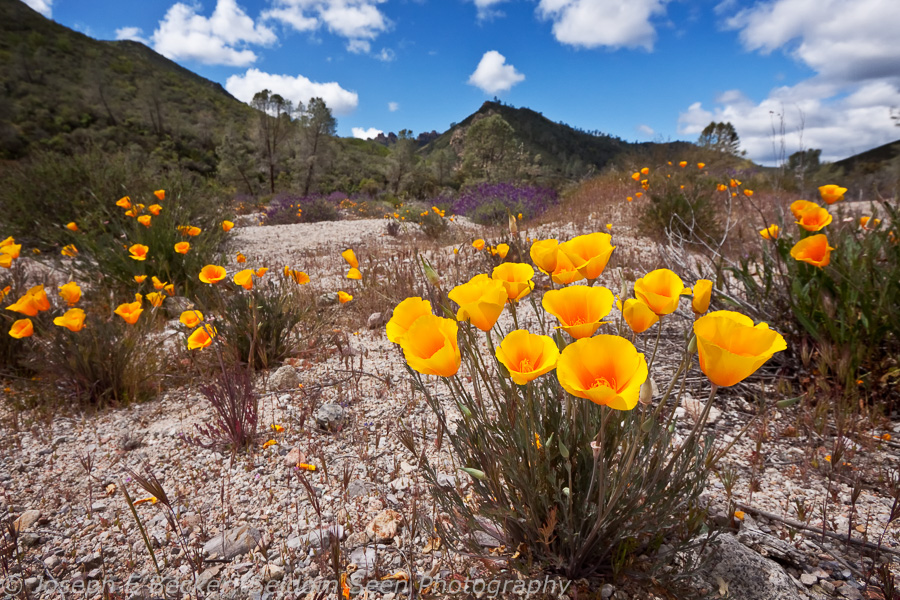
[681,397,722,424]
[838,586,862,600]
[287,525,345,551]
[315,404,347,432]
[284,447,306,469]
[86,568,103,580]
[269,365,301,391]
[800,573,817,586]
[399,461,415,474]
[347,480,375,498]
[202,525,262,560]
[821,581,835,594]
[368,497,384,512]
[91,501,107,512]
[318,292,339,306]
[601,583,615,599]
[349,547,377,577]
[24,578,40,592]
[366,510,403,543]
[195,566,221,591]
[13,510,41,532]
[367,312,385,330]
[263,564,285,582]
[77,553,104,569]
[20,533,41,547]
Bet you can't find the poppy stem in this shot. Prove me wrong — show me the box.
[648,320,662,370]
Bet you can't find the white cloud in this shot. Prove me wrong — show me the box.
[681,0,900,164]
[226,68,359,115]
[263,0,390,52]
[468,50,525,95]
[678,82,900,164]
[22,0,52,17]
[471,0,507,20]
[725,0,900,86]
[375,48,395,62]
[150,0,276,67]
[352,127,383,139]
[637,124,655,136]
[115,27,149,44]
[537,0,668,50]
[388,101,399,112]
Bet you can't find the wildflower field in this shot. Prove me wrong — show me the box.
[0,162,898,600]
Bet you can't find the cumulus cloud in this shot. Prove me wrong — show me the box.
[115,27,149,44]
[637,124,655,136]
[226,68,359,115]
[375,48,395,62]
[468,50,525,95]
[678,81,900,164]
[680,0,900,164]
[471,0,508,20]
[352,127,383,139]
[22,0,52,17]
[537,0,668,50]
[149,0,276,66]
[388,101,399,112]
[263,0,390,53]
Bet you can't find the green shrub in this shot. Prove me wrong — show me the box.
[729,199,900,404]
[639,180,721,242]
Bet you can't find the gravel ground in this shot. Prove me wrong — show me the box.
[1,215,898,600]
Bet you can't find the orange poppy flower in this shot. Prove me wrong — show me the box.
[818,184,847,205]
[66,222,78,232]
[199,265,227,284]
[174,242,190,254]
[492,263,535,301]
[697,163,705,169]
[494,330,560,385]
[634,269,689,316]
[187,324,216,350]
[790,234,834,267]
[789,200,816,219]
[694,311,786,387]
[795,205,832,232]
[631,172,641,181]
[137,215,152,227]
[146,292,165,307]
[641,167,650,175]
[134,275,147,283]
[620,298,659,334]
[717,184,727,192]
[222,220,234,232]
[179,309,204,329]
[530,239,559,274]
[559,232,616,281]
[154,190,165,201]
[397,314,460,377]
[679,161,687,168]
[692,279,713,315]
[116,196,132,209]
[542,285,614,339]
[255,268,268,277]
[338,291,353,303]
[472,239,485,251]
[9,318,34,339]
[448,274,507,332]
[1,244,21,259]
[114,301,143,325]
[58,281,82,306]
[556,335,648,411]
[152,276,167,290]
[61,244,78,257]
[164,284,174,295]
[187,226,201,237]
[129,244,149,261]
[386,297,433,343]
[341,249,359,269]
[234,269,254,290]
[347,268,362,280]
[148,204,162,216]
[759,225,779,240]
[54,308,86,332]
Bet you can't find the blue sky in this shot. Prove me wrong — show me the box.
[26,0,900,164]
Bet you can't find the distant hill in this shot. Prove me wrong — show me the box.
[832,139,900,174]
[0,0,253,168]
[420,101,695,177]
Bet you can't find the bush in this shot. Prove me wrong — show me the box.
[28,305,166,406]
[264,193,343,225]
[634,164,722,242]
[729,197,900,405]
[450,183,558,225]
[216,273,318,370]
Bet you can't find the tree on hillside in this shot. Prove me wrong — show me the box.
[251,89,293,194]
[297,97,337,196]
[697,121,742,156]
[461,114,517,182]
[431,147,457,188]
[787,148,821,183]
[385,129,418,194]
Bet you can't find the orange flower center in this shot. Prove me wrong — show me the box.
[518,358,533,373]
[590,376,617,392]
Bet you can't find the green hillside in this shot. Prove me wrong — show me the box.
[421,101,695,176]
[0,0,253,168]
